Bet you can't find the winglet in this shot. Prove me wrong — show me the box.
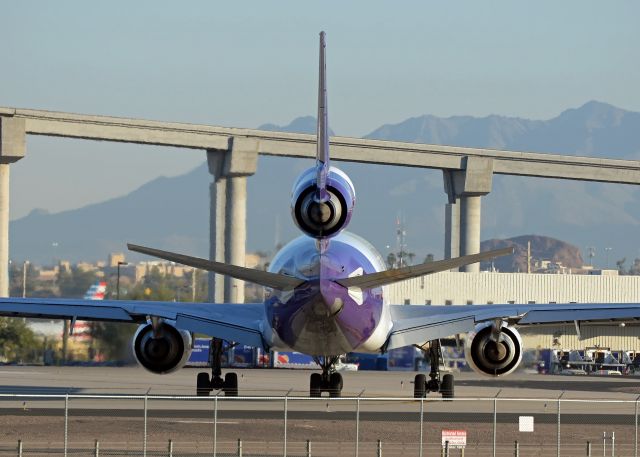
[316,31,330,201]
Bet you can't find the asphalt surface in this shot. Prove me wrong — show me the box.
[1,367,639,456]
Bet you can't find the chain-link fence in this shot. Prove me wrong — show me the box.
[0,393,639,456]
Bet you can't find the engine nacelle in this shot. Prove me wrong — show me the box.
[465,322,523,377]
[291,166,355,239]
[132,321,192,374]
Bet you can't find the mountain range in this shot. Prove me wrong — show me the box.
[10,101,640,267]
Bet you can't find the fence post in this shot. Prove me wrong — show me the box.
[94,439,100,457]
[213,393,219,457]
[17,439,22,457]
[284,389,291,457]
[493,390,501,457]
[419,397,424,457]
[633,395,640,457]
[143,393,148,457]
[603,431,607,457]
[237,438,243,457]
[586,441,591,457]
[64,393,69,457]
[306,439,311,457]
[377,439,382,457]
[444,440,450,457]
[557,392,564,457]
[514,440,519,457]
[612,431,615,457]
[355,393,361,457]
[168,439,173,457]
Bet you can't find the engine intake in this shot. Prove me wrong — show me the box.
[291,167,355,239]
[132,321,192,374]
[465,322,522,376]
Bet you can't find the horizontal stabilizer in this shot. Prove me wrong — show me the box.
[127,244,305,291]
[335,247,514,289]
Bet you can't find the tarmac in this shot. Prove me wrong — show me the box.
[0,366,639,456]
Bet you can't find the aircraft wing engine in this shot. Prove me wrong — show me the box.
[464,321,523,377]
[132,321,193,374]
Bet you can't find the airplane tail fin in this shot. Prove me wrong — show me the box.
[316,31,330,201]
[335,247,515,290]
[127,244,304,291]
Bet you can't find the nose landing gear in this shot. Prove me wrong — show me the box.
[414,340,454,399]
[309,355,343,397]
[196,338,239,397]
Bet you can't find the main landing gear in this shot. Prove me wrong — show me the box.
[414,340,454,399]
[309,356,343,398]
[196,338,238,397]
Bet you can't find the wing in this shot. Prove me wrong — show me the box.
[336,247,513,289]
[0,297,267,349]
[386,302,640,350]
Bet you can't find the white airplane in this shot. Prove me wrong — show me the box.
[2,32,640,398]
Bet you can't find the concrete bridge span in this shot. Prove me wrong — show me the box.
[2,106,640,298]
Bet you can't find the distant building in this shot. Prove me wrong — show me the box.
[108,253,126,268]
[388,271,640,351]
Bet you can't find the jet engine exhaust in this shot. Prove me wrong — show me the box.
[291,166,355,239]
[132,321,192,374]
[465,322,523,376]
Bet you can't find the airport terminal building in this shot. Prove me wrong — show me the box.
[387,272,640,351]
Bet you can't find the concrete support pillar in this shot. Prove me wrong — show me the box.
[459,195,482,272]
[0,165,9,296]
[207,137,258,304]
[0,117,26,298]
[225,175,247,303]
[442,157,493,273]
[444,198,460,260]
[207,176,227,303]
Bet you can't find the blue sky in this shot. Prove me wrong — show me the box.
[2,1,639,219]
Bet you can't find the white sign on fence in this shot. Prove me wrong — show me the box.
[519,416,534,432]
[441,429,467,448]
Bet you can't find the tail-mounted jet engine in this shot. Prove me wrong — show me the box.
[465,321,523,376]
[291,167,355,239]
[132,321,192,374]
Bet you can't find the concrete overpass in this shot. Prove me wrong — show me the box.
[2,107,640,299]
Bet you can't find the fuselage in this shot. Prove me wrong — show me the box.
[263,232,392,356]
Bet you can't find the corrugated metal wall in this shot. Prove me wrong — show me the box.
[387,272,640,350]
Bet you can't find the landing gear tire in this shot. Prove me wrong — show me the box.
[197,372,211,397]
[310,373,322,398]
[195,338,240,396]
[440,373,454,400]
[329,372,343,398]
[309,356,344,397]
[224,372,238,397]
[414,339,455,399]
[414,374,426,398]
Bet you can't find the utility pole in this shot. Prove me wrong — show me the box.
[527,241,531,274]
[116,261,128,300]
[22,260,29,298]
[191,268,197,302]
